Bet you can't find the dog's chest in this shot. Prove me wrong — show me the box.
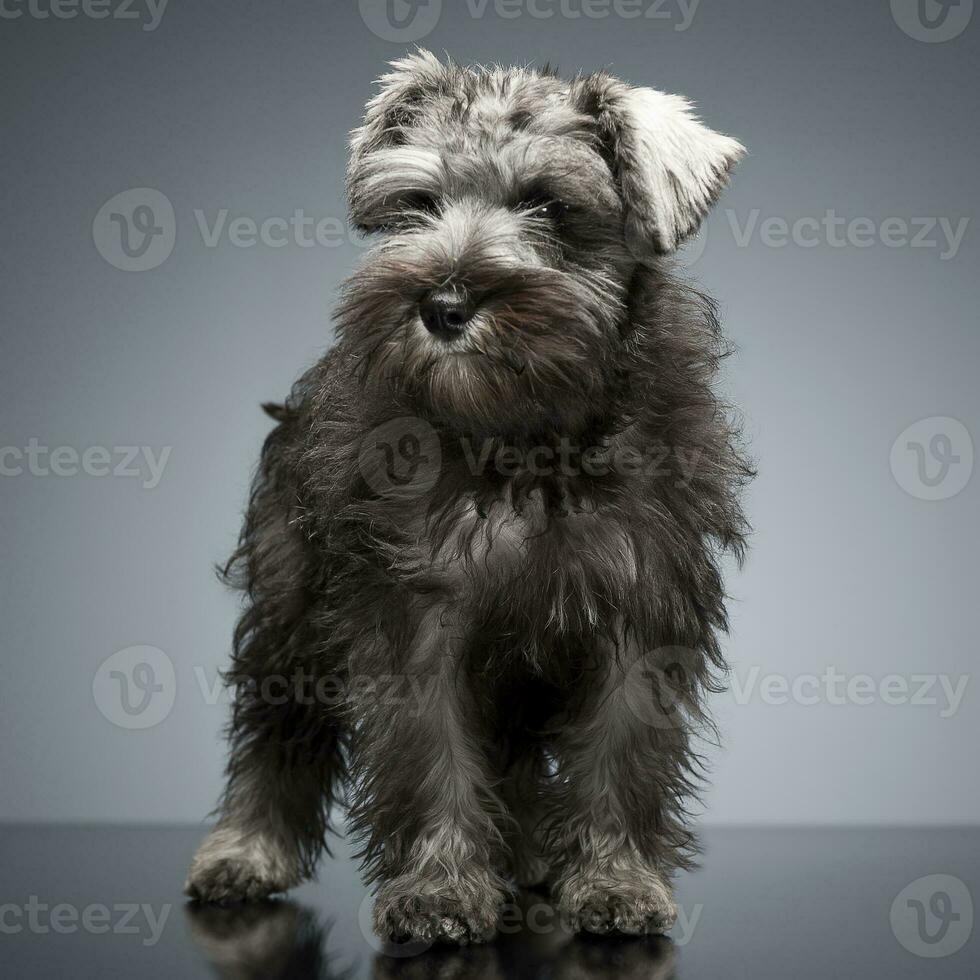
[403,490,640,610]
[432,498,535,585]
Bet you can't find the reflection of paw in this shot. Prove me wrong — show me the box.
[186,901,330,980]
[557,870,676,936]
[557,935,677,980]
[372,945,503,980]
[187,901,298,965]
[185,827,300,903]
[373,873,506,945]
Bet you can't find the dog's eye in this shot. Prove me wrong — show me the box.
[402,193,439,217]
[522,198,568,223]
[369,193,439,235]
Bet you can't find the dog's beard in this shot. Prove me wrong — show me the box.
[336,235,625,435]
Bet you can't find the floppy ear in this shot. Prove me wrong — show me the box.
[574,75,745,254]
[347,50,453,223]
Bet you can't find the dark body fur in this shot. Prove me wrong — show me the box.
[186,52,750,945]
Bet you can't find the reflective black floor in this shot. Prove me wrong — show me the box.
[0,827,976,977]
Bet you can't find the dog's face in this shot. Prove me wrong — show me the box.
[340,51,743,435]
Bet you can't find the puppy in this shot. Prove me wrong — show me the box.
[186,51,751,946]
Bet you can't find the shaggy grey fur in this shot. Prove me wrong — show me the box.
[185,51,751,946]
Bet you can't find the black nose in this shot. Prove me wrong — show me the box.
[419,290,474,340]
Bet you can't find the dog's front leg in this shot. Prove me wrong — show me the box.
[184,668,345,903]
[550,640,694,936]
[348,605,511,945]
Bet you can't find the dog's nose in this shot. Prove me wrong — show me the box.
[419,290,474,340]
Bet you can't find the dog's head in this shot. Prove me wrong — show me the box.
[340,51,744,434]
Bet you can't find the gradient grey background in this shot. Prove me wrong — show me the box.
[0,0,977,827]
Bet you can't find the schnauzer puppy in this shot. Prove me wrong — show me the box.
[186,51,750,945]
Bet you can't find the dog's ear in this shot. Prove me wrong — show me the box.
[572,74,745,255]
[347,50,452,224]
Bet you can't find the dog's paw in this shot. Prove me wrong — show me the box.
[557,871,677,936]
[375,899,497,945]
[373,874,506,945]
[185,826,300,903]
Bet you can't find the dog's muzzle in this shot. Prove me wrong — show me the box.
[419,288,475,341]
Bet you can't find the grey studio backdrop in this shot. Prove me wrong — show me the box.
[0,0,977,828]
